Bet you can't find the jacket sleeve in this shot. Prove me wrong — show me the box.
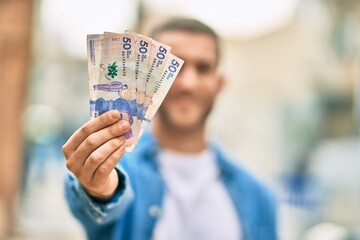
[64,166,134,227]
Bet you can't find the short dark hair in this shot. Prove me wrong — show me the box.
[150,17,220,63]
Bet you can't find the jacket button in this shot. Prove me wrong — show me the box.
[148,205,162,218]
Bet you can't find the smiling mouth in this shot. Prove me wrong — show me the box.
[165,93,201,109]
[172,99,200,112]
[174,97,197,104]
[171,93,198,101]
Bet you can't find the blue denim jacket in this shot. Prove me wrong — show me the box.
[65,131,277,240]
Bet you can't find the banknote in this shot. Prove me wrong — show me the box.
[142,40,172,120]
[139,54,184,137]
[93,32,138,147]
[87,31,183,151]
[125,31,152,131]
[87,34,103,118]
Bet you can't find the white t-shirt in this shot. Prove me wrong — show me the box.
[152,148,242,240]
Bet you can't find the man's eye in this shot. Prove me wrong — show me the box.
[197,64,213,74]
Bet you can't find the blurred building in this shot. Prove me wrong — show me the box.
[0,0,33,239]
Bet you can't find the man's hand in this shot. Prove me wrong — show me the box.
[62,110,130,200]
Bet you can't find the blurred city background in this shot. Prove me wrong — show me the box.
[0,0,359,239]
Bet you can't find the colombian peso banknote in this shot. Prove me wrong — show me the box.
[139,54,184,138]
[87,31,183,151]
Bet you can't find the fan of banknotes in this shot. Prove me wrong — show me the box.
[87,31,184,151]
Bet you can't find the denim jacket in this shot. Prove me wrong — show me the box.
[65,131,277,240]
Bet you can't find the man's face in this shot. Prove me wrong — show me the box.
[156,30,223,132]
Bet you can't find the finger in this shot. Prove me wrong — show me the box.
[62,110,121,158]
[78,136,126,182]
[92,145,126,183]
[68,121,129,170]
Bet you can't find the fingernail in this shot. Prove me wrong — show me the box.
[118,135,126,142]
[119,120,130,129]
[111,110,119,119]
[119,146,125,153]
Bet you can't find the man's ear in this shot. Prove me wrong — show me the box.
[216,72,226,94]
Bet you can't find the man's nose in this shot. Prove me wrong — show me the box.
[176,66,198,90]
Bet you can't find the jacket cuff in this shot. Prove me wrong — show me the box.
[68,166,134,224]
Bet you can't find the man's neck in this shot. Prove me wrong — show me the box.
[153,121,207,153]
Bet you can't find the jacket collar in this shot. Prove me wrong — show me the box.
[135,130,237,179]
[134,129,160,160]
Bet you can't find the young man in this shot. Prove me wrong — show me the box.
[63,18,277,240]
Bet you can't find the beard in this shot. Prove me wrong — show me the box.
[157,93,215,133]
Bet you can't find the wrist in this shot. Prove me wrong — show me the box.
[84,170,119,200]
